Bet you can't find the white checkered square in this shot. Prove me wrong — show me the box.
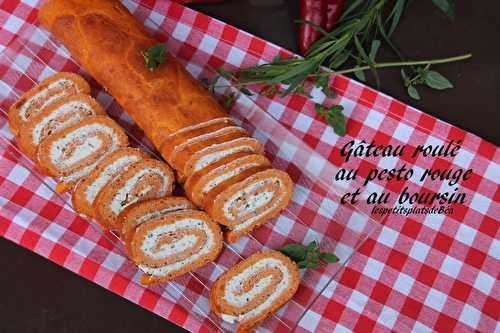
[198,34,218,54]
[366,109,384,130]
[393,272,414,295]
[453,148,475,169]
[440,255,462,279]
[293,113,314,133]
[424,213,445,232]
[42,223,66,242]
[227,46,246,67]
[459,304,481,329]
[102,252,126,272]
[4,15,24,34]
[409,240,431,263]
[393,122,413,143]
[347,290,369,313]
[318,198,337,219]
[267,100,286,119]
[363,258,385,281]
[469,192,491,215]
[473,271,495,295]
[483,161,499,182]
[73,237,97,257]
[298,310,321,330]
[171,22,191,42]
[455,223,477,246]
[424,288,448,312]
[305,153,326,177]
[378,305,399,330]
[378,226,399,248]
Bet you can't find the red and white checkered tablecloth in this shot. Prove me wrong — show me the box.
[0,1,499,332]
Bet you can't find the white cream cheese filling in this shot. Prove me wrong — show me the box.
[137,204,190,224]
[193,144,254,172]
[109,168,170,215]
[32,101,93,144]
[221,258,290,323]
[84,155,142,205]
[138,218,215,276]
[50,124,118,168]
[202,162,260,194]
[19,79,73,121]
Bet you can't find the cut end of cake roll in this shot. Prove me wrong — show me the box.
[18,93,105,160]
[93,158,175,230]
[185,153,271,207]
[72,147,149,218]
[209,169,294,244]
[160,117,235,164]
[8,72,90,136]
[118,196,195,255]
[183,137,265,181]
[129,209,223,284]
[37,115,129,192]
[163,125,249,181]
[210,250,300,333]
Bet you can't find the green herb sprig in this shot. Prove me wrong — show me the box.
[142,44,167,71]
[280,241,339,270]
[205,0,471,136]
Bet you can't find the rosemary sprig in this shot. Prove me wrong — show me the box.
[208,0,470,136]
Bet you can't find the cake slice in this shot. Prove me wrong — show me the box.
[18,93,105,160]
[210,250,300,333]
[130,210,223,284]
[72,147,148,218]
[36,115,128,192]
[118,197,195,255]
[93,159,174,230]
[9,72,90,136]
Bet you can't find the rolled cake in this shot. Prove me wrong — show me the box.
[160,117,235,164]
[166,126,249,181]
[37,115,128,192]
[208,169,294,244]
[118,197,195,255]
[210,250,300,333]
[9,72,90,136]
[72,147,149,218]
[185,153,271,207]
[93,159,175,230]
[39,0,227,149]
[129,210,223,284]
[18,93,105,160]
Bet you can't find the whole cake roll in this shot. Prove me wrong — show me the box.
[208,169,294,243]
[118,197,195,255]
[93,159,175,230]
[185,153,271,207]
[210,250,300,333]
[129,210,223,284]
[72,147,148,218]
[18,93,105,160]
[38,0,227,148]
[37,115,129,192]
[9,72,90,136]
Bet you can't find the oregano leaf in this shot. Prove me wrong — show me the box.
[424,70,454,90]
[407,85,420,100]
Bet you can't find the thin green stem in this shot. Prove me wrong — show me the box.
[334,53,472,75]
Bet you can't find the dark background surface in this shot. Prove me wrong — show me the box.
[1,1,498,333]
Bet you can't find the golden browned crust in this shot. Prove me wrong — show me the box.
[93,158,175,230]
[18,93,105,160]
[210,250,300,333]
[72,147,149,218]
[129,209,223,284]
[38,0,227,149]
[118,196,195,255]
[9,72,90,136]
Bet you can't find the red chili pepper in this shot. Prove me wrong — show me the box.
[326,0,345,32]
[173,0,224,4]
[299,0,345,55]
[299,0,327,56]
